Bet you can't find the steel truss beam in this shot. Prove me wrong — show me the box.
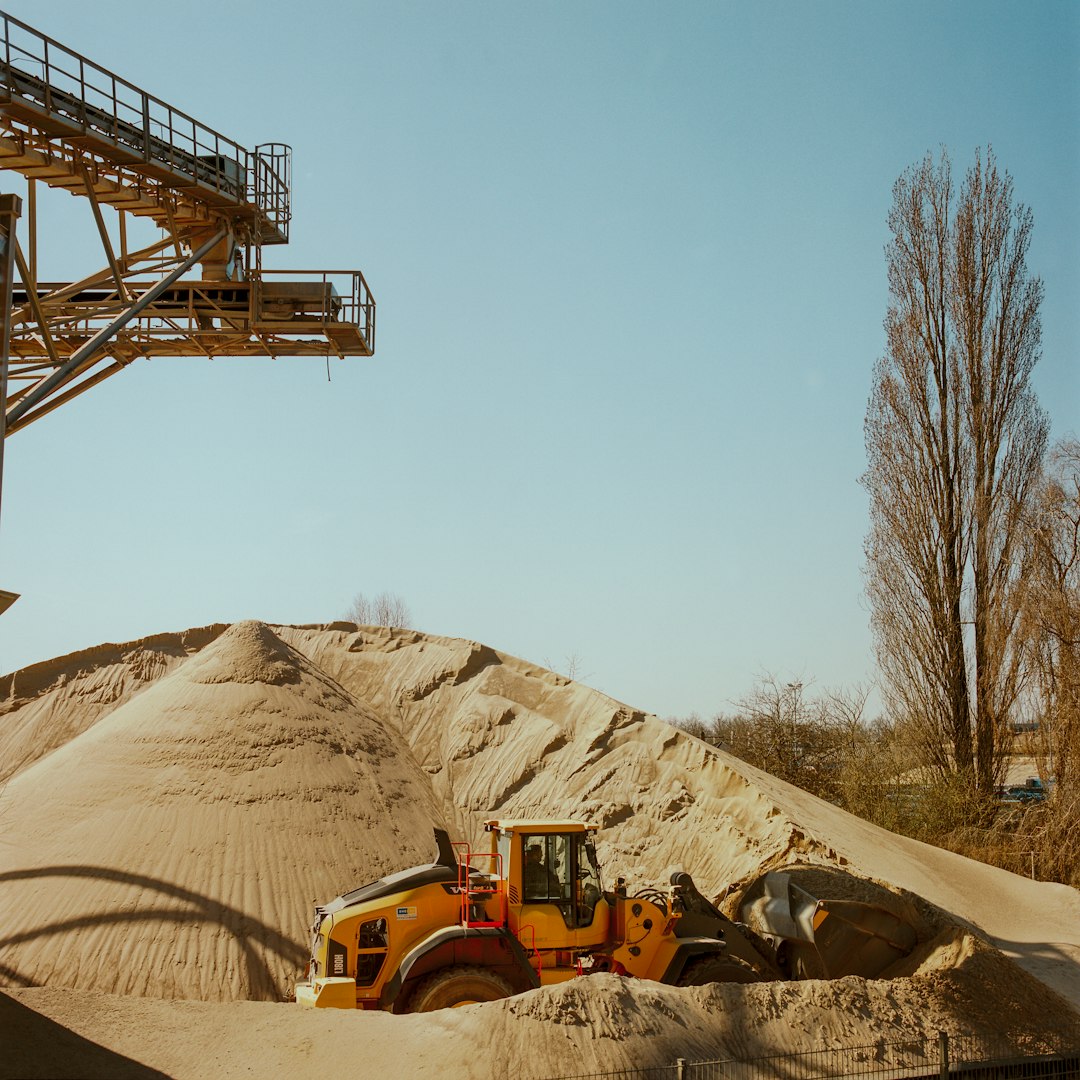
[0,191,20,513]
[7,227,226,430]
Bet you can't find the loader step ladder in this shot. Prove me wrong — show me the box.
[516,923,543,981]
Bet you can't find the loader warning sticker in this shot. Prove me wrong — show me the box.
[395,906,417,921]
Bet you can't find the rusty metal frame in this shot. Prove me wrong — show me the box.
[0,191,20,520]
[0,9,291,241]
[7,227,227,430]
[0,6,375,443]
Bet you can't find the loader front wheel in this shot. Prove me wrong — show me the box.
[677,955,763,986]
[405,965,515,1012]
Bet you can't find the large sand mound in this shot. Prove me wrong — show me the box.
[0,622,445,1000]
[2,620,1079,1073]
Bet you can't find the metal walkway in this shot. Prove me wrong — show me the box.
[0,10,289,243]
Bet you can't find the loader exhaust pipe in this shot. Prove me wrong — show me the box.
[433,828,458,870]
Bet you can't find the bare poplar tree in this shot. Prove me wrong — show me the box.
[1021,439,1080,792]
[953,151,1048,792]
[865,151,971,781]
[345,591,413,629]
[864,148,1048,795]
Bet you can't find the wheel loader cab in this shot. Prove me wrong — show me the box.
[485,819,609,952]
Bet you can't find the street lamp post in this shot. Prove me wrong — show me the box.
[787,680,803,777]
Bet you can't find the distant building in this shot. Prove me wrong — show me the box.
[1010,720,1040,735]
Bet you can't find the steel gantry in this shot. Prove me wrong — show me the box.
[0,9,375,438]
[0,10,375,607]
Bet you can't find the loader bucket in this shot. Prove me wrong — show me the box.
[739,870,918,980]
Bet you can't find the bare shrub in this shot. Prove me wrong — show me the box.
[344,591,413,629]
[670,678,1078,885]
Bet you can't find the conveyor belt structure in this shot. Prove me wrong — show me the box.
[0,7,375,438]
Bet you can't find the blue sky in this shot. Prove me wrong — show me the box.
[1,1,1076,719]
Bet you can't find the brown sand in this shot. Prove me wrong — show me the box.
[1,621,1078,1078]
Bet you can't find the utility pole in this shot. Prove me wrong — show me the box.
[787,680,803,777]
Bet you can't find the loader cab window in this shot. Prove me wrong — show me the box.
[522,832,601,929]
[523,835,566,904]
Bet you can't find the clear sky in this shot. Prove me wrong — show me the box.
[0,1,1076,720]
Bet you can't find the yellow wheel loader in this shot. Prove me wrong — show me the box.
[295,820,916,1012]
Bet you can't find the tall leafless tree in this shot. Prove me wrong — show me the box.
[1021,438,1080,792]
[864,148,1048,795]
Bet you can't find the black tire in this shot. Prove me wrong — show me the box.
[404,965,515,1012]
[676,955,763,987]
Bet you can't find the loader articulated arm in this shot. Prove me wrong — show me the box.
[668,871,783,980]
[670,872,727,921]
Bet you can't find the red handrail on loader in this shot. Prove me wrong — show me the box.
[452,842,506,929]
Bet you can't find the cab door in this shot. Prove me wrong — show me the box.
[517,833,608,949]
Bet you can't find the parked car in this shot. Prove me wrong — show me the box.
[996,777,1050,804]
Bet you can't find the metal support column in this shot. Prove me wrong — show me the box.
[0,192,22,614]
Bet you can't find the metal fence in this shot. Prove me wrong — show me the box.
[543,1033,1080,1080]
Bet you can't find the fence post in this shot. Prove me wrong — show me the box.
[676,1058,686,1080]
[938,1031,949,1079]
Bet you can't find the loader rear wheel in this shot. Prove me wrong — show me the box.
[677,955,763,986]
[405,965,515,1012]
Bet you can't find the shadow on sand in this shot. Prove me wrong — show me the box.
[0,991,171,1080]
[0,864,309,999]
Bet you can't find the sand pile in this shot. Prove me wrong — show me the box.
[275,624,816,886]
[1,620,1079,1077]
[0,622,445,1001]
[0,625,226,785]
[3,952,1075,1080]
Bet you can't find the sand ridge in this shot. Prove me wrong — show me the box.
[0,625,228,784]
